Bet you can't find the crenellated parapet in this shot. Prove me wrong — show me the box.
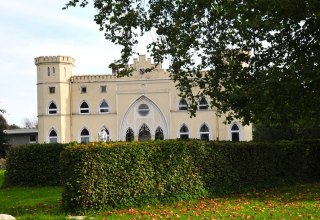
[71,74,117,83]
[34,56,75,65]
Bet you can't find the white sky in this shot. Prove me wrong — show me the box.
[0,0,152,127]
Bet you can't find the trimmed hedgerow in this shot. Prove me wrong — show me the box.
[4,143,67,187]
[60,140,320,212]
[60,141,208,211]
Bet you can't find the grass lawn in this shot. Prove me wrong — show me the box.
[1,169,320,219]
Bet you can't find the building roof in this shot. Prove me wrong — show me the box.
[4,129,38,135]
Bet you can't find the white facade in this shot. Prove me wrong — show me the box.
[35,55,252,143]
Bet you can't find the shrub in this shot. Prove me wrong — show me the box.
[60,140,320,212]
[4,143,66,187]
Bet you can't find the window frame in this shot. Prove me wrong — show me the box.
[79,101,90,114]
[199,97,209,110]
[100,85,107,93]
[178,98,188,110]
[230,123,241,141]
[179,124,190,139]
[99,100,109,113]
[48,129,58,143]
[29,134,37,143]
[48,101,58,115]
[49,86,55,94]
[199,124,210,141]
[81,86,87,93]
[80,128,90,143]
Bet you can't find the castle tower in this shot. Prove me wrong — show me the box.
[35,56,75,143]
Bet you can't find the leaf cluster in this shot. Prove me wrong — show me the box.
[64,0,320,127]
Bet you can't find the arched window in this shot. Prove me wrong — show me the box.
[178,98,188,110]
[200,124,210,141]
[80,128,90,143]
[48,102,57,115]
[80,101,89,114]
[47,67,50,76]
[64,67,66,77]
[98,127,110,141]
[179,124,189,139]
[126,128,134,142]
[100,100,109,113]
[231,123,240,141]
[52,67,55,76]
[199,97,209,110]
[155,127,164,140]
[138,124,151,141]
[48,129,58,143]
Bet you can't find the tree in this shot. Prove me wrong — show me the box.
[0,114,9,158]
[64,0,320,128]
[22,117,38,129]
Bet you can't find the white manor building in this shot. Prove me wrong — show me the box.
[35,55,252,143]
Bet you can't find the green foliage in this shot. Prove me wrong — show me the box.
[60,140,320,212]
[0,114,9,157]
[4,143,67,187]
[254,124,320,141]
[64,0,320,128]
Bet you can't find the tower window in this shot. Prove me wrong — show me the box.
[52,67,55,76]
[49,87,55,94]
[49,129,58,143]
[48,67,50,76]
[48,102,57,115]
[81,86,87,93]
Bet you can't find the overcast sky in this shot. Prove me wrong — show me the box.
[0,1,153,127]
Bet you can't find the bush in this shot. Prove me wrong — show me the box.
[4,143,67,187]
[60,140,320,212]
[60,141,208,212]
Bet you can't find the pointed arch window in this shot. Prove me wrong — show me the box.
[138,124,151,141]
[98,127,110,141]
[100,100,109,113]
[80,101,89,114]
[126,128,134,142]
[199,97,209,110]
[155,127,164,140]
[200,124,210,141]
[179,124,189,139]
[48,102,57,115]
[80,128,90,143]
[52,67,55,76]
[47,67,50,76]
[231,123,240,141]
[178,98,188,110]
[49,129,58,143]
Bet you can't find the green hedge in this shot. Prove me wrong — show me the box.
[4,143,66,187]
[60,140,320,212]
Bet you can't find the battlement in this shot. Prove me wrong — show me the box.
[130,55,162,70]
[71,74,117,83]
[34,56,75,65]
